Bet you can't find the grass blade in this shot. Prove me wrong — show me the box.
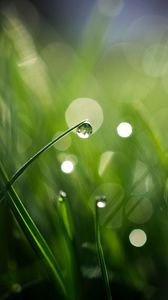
[57,191,74,241]
[0,120,87,201]
[56,191,82,300]
[95,202,112,300]
[0,163,66,298]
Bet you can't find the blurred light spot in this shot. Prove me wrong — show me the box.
[123,16,168,73]
[133,160,147,184]
[8,260,17,271]
[82,242,96,251]
[145,175,154,192]
[126,196,153,224]
[142,44,168,77]
[98,151,114,176]
[54,131,71,151]
[17,56,37,67]
[96,42,154,102]
[41,42,79,82]
[13,229,22,240]
[117,122,132,138]
[9,0,40,31]
[81,265,101,279]
[58,153,78,164]
[12,283,22,293]
[129,229,147,247]
[6,15,51,106]
[61,160,74,174]
[97,0,124,17]
[65,98,104,134]
[76,121,92,138]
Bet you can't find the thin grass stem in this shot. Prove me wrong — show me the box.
[0,163,67,298]
[56,192,83,300]
[0,120,86,201]
[95,203,112,300]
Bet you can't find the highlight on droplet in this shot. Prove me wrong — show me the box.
[96,195,107,208]
[61,160,74,174]
[117,122,133,138]
[129,229,147,247]
[97,200,106,208]
[58,190,67,203]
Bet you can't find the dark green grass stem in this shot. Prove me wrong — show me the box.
[56,198,81,300]
[57,193,75,241]
[0,120,86,201]
[0,163,66,298]
[95,204,112,300]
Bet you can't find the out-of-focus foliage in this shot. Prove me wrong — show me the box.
[1,3,168,299]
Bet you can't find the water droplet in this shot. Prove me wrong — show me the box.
[96,195,107,208]
[76,121,92,139]
[58,190,67,203]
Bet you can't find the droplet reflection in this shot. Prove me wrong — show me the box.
[76,121,92,139]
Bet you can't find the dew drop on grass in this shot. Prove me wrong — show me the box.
[76,121,92,139]
[96,195,107,208]
[58,190,67,203]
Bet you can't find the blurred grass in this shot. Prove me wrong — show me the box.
[1,5,168,300]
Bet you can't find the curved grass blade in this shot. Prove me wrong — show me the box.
[0,163,66,298]
[95,203,112,300]
[0,120,87,201]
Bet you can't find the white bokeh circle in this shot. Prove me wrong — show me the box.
[65,98,104,134]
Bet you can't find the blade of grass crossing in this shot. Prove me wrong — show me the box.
[0,163,66,298]
[0,120,87,202]
[95,204,112,300]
